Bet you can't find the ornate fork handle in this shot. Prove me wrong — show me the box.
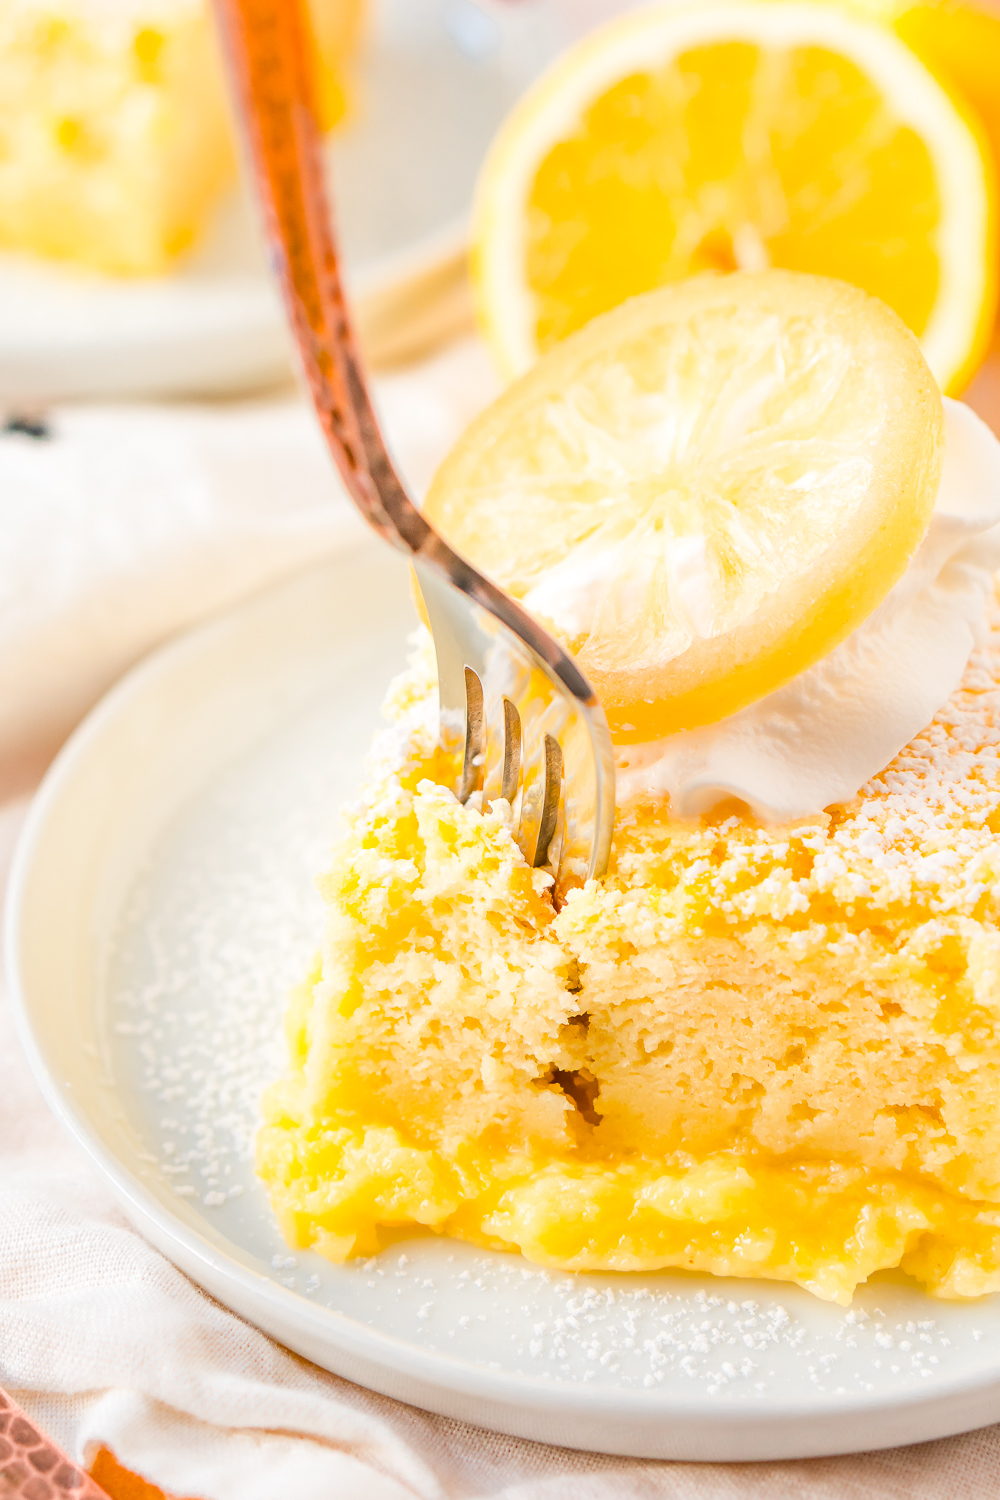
[212,0,615,883]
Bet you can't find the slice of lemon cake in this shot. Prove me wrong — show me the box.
[0,0,361,275]
[258,270,1000,1304]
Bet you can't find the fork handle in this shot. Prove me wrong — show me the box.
[212,0,427,555]
[213,0,596,709]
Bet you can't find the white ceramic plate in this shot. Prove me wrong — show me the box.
[8,541,1000,1461]
[0,0,557,403]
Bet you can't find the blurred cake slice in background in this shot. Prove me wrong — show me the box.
[0,0,363,276]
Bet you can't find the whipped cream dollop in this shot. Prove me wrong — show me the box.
[612,399,1000,822]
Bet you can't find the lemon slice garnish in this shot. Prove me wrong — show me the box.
[473,0,996,395]
[424,271,943,742]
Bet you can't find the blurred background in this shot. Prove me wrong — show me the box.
[1,0,996,403]
[0,0,593,400]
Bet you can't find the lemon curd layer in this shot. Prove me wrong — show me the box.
[258,599,1000,1305]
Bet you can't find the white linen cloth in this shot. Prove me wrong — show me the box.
[0,338,500,796]
[4,339,1000,1496]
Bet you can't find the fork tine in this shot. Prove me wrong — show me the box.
[530,733,563,869]
[500,698,522,807]
[459,666,485,804]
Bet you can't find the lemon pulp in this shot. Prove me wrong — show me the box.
[533,41,944,346]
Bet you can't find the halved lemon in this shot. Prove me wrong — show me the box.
[424,270,943,742]
[473,0,996,394]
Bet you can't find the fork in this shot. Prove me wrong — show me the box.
[212,0,615,896]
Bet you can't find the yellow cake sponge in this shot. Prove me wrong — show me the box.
[259,612,1000,1304]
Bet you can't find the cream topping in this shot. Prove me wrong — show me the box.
[606,398,1000,822]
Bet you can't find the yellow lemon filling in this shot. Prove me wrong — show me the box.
[257,611,1000,1305]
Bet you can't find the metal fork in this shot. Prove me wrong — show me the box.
[212,0,615,895]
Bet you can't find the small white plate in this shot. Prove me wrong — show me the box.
[0,0,556,402]
[8,541,1000,1461]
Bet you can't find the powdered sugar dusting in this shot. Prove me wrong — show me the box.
[110,697,340,1208]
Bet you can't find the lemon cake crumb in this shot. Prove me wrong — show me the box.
[258,597,1000,1305]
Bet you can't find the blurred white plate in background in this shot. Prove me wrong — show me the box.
[0,0,560,403]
